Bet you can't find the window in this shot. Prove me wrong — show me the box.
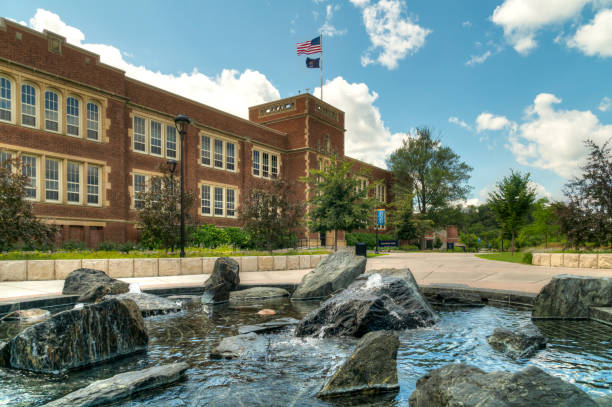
[133,116,146,152]
[226,189,235,217]
[166,125,177,159]
[45,158,60,202]
[201,185,211,215]
[214,139,224,168]
[150,121,162,156]
[226,142,235,171]
[87,166,100,205]
[214,186,224,215]
[252,150,260,176]
[134,174,146,209]
[201,135,211,166]
[0,77,12,122]
[262,152,269,178]
[66,97,80,136]
[271,155,278,178]
[375,184,386,203]
[44,90,59,132]
[86,102,99,140]
[67,162,80,203]
[21,84,36,127]
[0,151,11,169]
[21,155,37,199]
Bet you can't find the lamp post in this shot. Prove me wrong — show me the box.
[174,114,190,258]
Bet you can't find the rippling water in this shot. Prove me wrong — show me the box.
[0,300,610,406]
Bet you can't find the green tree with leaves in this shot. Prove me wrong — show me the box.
[488,170,536,255]
[302,155,376,251]
[521,198,559,248]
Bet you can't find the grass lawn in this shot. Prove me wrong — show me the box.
[366,253,388,258]
[476,252,531,265]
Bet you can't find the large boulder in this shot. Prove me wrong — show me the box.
[42,362,189,407]
[209,332,269,359]
[409,364,598,407]
[104,292,182,317]
[487,325,547,359]
[318,331,399,398]
[3,308,51,323]
[292,249,366,300]
[6,298,148,373]
[62,268,129,300]
[295,270,437,338]
[230,287,290,301]
[533,275,612,319]
[596,394,612,407]
[202,257,240,304]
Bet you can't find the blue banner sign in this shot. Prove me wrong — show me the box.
[378,240,398,247]
[377,209,385,226]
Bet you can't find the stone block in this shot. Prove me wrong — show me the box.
[286,255,300,270]
[579,254,598,269]
[27,260,55,281]
[0,261,26,281]
[133,259,158,277]
[299,255,311,269]
[108,259,134,278]
[159,258,180,276]
[550,254,564,267]
[229,257,243,271]
[563,254,580,268]
[202,257,217,274]
[55,259,82,280]
[258,256,274,271]
[241,256,258,272]
[599,254,612,269]
[81,259,109,273]
[538,253,551,267]
[181,258,202,275]
[310,255,322,268]
[273,256,287,271]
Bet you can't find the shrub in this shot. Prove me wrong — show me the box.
[225,227,251,248]
[433,236,443,249]
[346,232,395,250]
[117,241,138,253]
[191,224,229,249]
[62,240,87,251]
[522,252,533,264]
[97,241,118,251]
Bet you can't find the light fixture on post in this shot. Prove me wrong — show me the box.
[166,159,177,194]
[174,114,190,258]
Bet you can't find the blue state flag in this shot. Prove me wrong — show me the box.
[306,57,320,68]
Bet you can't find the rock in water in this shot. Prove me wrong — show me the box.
[318,331,399,398]
[42,362,189,407]
[596,394,612,407]
[409,364,598,407]
[295,270,437,338]
[104,292,182,317]
[3,308,51,323]
[230,287,290,301]
[238,318,300,335]
[292,249,366,300]
[0,341,9,368]
[202,257,240,304]
[487,325,547,359]
[6,298,148,373]
[210,333,269,359]
[532,275,612,319]
[257,309,276,316]
[62,268,128,300]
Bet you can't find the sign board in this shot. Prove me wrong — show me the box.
[376,209,385,226]
[378,240,398,247]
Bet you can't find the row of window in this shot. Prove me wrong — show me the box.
[133,115,178,159]
[1,151,102,205]
[252,149,278,179]
[0,75,102,141]
[201,135,236,171]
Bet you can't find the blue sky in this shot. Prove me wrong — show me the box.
[4,0,612,204]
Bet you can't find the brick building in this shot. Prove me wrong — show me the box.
[0,19,392,248]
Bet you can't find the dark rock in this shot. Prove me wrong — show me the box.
[409,364,598,407]
[210,332,269,359]
[487,325,547,359]
[42,362,189,407]
[0,341,9,368]
[596,394,612,407]
[318,331,399,398]
[424,289,484,307]
[238,318,300,335]
[295,270,437,338]
[167,295,202,306]
[533,275,612,319]
[292,249,366,300]
[3,308,51,323]
[78,282,128,303]
[230,287,290,301]
[6,298,148,373]
[202,257,240,304]
[104,293,182,317]
[62,268,129,299]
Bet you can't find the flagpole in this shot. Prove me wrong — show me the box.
[320,33,323,101]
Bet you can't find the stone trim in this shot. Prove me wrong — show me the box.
[531,252,611,269]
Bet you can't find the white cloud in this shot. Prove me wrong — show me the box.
[448,116,471,130]
[462,20,472,28]
[466,50,492,66]
[351,0,431,69]
[568,8,612,57]
[528,181,553,200]
[315,77,408,168]
[507,93,612,178]
[25,9,279,118]
[319,4,347,37]
[491,0,590,55]
[476,112,514,132]
[599,96,612,111]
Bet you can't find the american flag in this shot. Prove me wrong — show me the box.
[297,36,322,55]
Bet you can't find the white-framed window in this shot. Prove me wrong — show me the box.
[66,162,81,203]
[1,151,12,169]
[66,96,80,137]
[87,165,100,205]
[252,150,260,176]
[21,155,37,199]
[44,90,60,132]
[150,120,162,156]
[201,184,211,215]
[0,76,13,122]
[214,139,224,169]
[166,125,177,159]
[45,158,60,202]
[201,135,211,166]
[226,142,235,171]
[201,184,238,218]
[271,155,278,178]
[133,174,146,209]
[133,116,146,152]
[226,188,236,217]
[252,149,279,179]
[21,83,37,127]
[214,186,224,216]
[262,152,269,178]
[86,102,99,141]
[375,183,386,203]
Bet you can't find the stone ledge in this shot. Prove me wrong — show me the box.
[532,252,611,269]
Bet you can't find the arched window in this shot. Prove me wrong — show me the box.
[21,83,37,127]
[86,102,99,140]
[44,90,60,132]
[0,76,12,122]
[66,96,80,136]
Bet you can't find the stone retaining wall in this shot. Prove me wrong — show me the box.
[0,255,328,282]
[532,253,612,269]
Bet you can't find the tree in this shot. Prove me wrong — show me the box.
[239,178,304,253]
[521,198,559,248]
[0,157,57,251]
[388,189,433,244]
[302,155,376,251]
[488,170,536,255]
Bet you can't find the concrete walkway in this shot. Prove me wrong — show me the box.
[1,253,611,303]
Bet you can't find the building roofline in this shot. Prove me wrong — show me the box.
[345,155,391,174]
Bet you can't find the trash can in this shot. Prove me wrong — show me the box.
[355,242,367,257]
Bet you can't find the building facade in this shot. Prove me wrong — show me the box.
[0,19,392,247]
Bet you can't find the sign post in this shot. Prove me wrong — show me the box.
[376,209,385,254]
